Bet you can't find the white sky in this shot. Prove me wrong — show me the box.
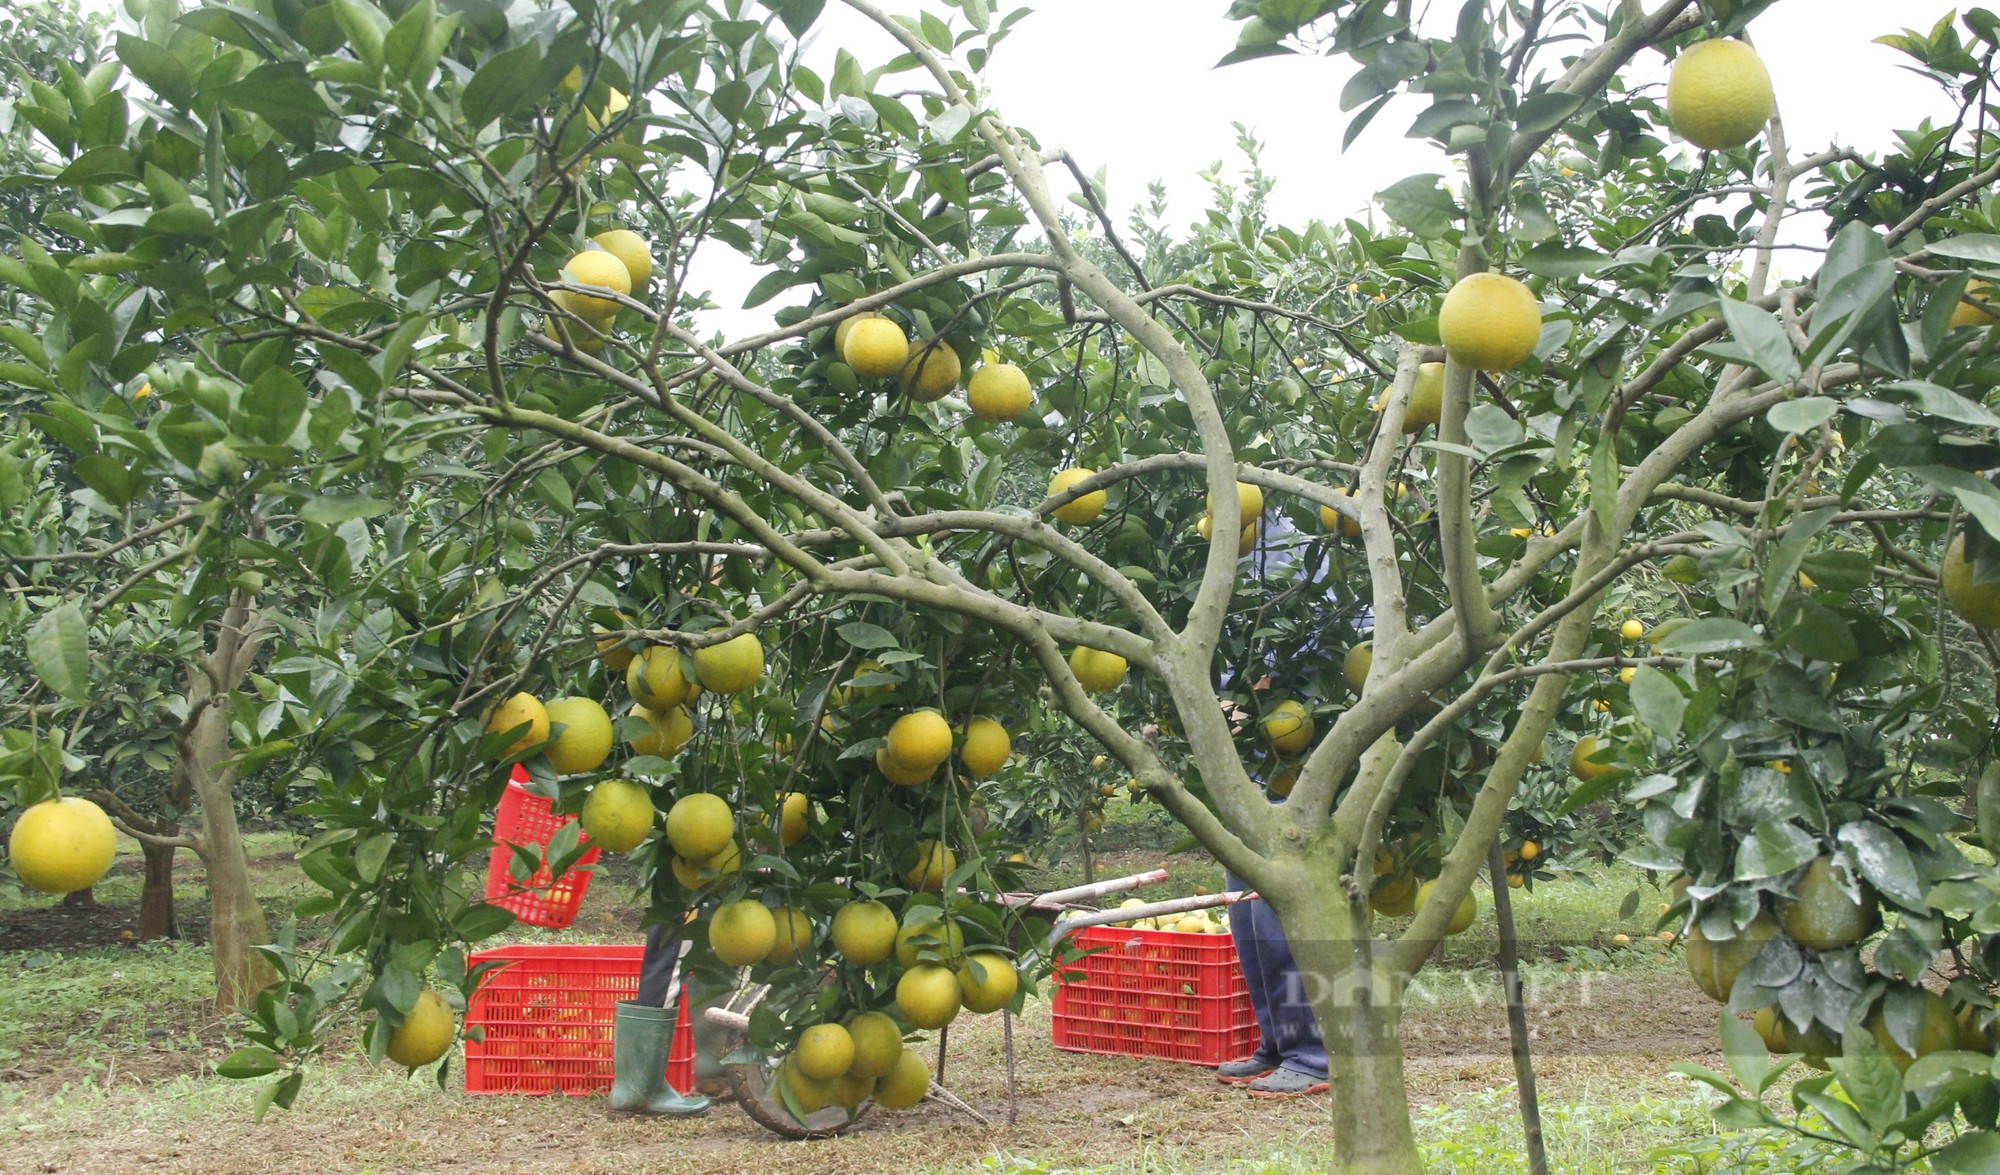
[689,0,1968,335]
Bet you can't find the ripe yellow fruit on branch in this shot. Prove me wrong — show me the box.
[776,791,810,846]
[876,747,935,786]
[1620,619,1645,641]
[1666,38,1774,151]
[665,793,735,861]
[1319,487,1362,538]
[1261,699,1314,756]
[1343,641,1372,694]
[386,990,457,1069]
[1953,279,1996,329]
[580,779,655,852]
[590,228,653,289]
[1047,467,1106,525]
[628,645,696,710]
[485,692,549,758]
[895,963,962,1029]
[842,317,910,379]
[559,249,631,320]
[833,310,885,355]
[629,704,693,757]
[1570,735,1614,782]
[1438,273,1542,372]
[1414,880,1476,935]
[542,697,613,774]
[1403,362,1445,432]
[884,710,953,769]
[1068,645,1128,692]
[830,900,899,965]
[765,907,814,965]
[1943,534,2000,629]
[8,797,117,894]
[693,632,763,694]
[906,839,955,891]
[901,340,962,402]
[1207,481,1264,529]
[957,951,1020,1013]
[873,1048,931,1109]
[959,718,1011,778]
[1196,512,1258,556]
[793,1023,854,1081]
[710,900,778,967]
[844,1010,904,1078]
[966,362,1033,421]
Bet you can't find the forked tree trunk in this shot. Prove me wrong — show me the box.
[136,835,179,941]
[1274,880,1424,1175]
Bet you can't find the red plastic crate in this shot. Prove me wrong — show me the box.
[483,767,599,929]
[463,944,694,1096]
[1051,925,1259,1067]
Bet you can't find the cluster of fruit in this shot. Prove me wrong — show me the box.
[1109,897,1230,935]
[831,310,1035,422]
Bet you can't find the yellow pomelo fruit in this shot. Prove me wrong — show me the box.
[629,704,693,758]
[843,317,911,379]
[833,310,885,355]
[543,314,605,351]
[1570,735,1614,782]
[777,791,810,846]
[542,697,613,775]
[844,1010,904,1078]
[873,1048,930,1109]
[829,1068,875,1109]
[1438,272,1542,372]
[580,779,654,852]
[1685,913,1779,1003]
[1319,487,1362,538]
[1953,279,1995,329]
[665,793,735,861]
[1943,534,2000,628]
[895,964,963,1030]
[590,229,653,290]
[876,746,935,786]
[709,900,778,967]
[1667,38,1774,151]
[1414,879,1476,935]
[386,990,457,1068]
[670,853,704,889]
[901,340,963,402]
[1196,512,1259,556]
[1620,619,1645,641]
[1068,646,1128,692]
[966,362,1032,422]
[1267,762,1298,798]
[8,797,117,894]
[694,632,763,694]
[1371,873,1418,917]
[1047,467,1106,525]
[628,645,695,710]
[885,710,953,769]
[957,951,1019,1013]
[959,718,1011,778]
[830,900,899,964]
[905,839,956,892]
[1260,700,1314,756]
[1207,481,1264,529]
[766,907,815,966]
[1343,641,1372,694]
[894,913,965,968]
[781,1060,832,1113]
[562,249,632,319]
[1403,362,1445,432]
[792,1023,854,1081]
[485,692,549,758]
[671,840,740,888]
[593,619,636,671]
[1868,992,1960,1072]
[1775,856,1877,951]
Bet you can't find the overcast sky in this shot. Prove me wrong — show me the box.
[689,0,1969,334]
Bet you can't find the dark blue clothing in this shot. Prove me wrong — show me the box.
[1227,868,1328,1079]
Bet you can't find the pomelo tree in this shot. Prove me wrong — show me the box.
[7,0,2000,1167]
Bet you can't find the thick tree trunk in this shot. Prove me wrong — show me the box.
[1274,875,1425,1175]
[136,835,179,941]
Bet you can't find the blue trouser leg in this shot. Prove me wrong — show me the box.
[1227,870,1328,1079]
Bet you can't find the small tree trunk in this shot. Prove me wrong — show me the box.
[136,835,180,941]
[1489,844,1547,1175]
[1278,879,1425,1175]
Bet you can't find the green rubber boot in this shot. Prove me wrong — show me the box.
[609,1000,710,1117]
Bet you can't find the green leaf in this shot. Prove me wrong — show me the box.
[1653,617,1763,655]
[1375,175,1460,238]
[71,455,151,506]
[1830,1048,1906,1135]
[354,832,393,884]
[1519,243,1604,279]
[1629,666,1686,739]
[1926,234,2000,264]
[238,368,309,445]
[1837,821,1923,904]
[116,33,193,107]
[1933,1130,2000,1174]
[837,621,899,649]
[1716,297,1800,382]
[28,603,90,702]
[463,41,544,129]
[299,494,391,525]
[1735,819,1818,881]
[1766,396,1838,434]
[216,62,330,145]
[1515,90,1585,134]
[216,1046,282,1079]
[331,0,391,71]
[1719,1007,1769,1095]
[454,902,516,942]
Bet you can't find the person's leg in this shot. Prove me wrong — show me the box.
[612,922,709,1115]
[635,920,678,1007]
[1241,896,1329,1096]
[1219,870,1283,1082]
